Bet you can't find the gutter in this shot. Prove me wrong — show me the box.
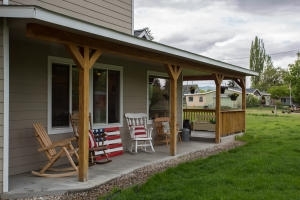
[0,5,258,76]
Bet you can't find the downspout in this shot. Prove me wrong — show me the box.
[131,0,134,35]
[2,18,9,193]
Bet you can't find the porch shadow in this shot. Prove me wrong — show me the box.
[3,134,243,200]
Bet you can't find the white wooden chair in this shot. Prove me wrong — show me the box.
[124,113,155,153]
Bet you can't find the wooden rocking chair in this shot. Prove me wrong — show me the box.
[32,122,79,177]
[154,117,182,146]
[69,112,111,165]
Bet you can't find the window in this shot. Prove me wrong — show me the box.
[188,97,193,102]
[51,63,70,127]
[92,68,120,124]
[49,57,122,133]
[148,72,170,120]
[199,96,203,102]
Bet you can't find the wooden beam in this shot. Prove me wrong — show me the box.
[213,73,224,144]
[234,77,246,110]
[183,74,244,81]
[165,64,182,156]
[65,44,102,182]
[26,23,248,77]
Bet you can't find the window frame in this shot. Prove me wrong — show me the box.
[48,56,123,134]
[147,71,170,122]
[199,96,203,102]
[90,64,123,128]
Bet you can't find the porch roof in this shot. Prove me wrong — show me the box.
[0,5,258,77]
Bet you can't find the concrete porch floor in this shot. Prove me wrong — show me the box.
[2,132,242,200]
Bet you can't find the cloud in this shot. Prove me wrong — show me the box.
[134,0,300,69]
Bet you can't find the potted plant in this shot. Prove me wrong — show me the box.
[221,86,227,94]
[189,86,195,94]
[228,93,239,101]
[209,118,216,124]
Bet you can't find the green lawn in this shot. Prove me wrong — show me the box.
[101,109,300,200]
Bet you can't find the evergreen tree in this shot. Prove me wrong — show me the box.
[249,36,266,88]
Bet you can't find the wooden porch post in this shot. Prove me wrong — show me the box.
[214,73,224,143]
[234,77,246,110]
[165,64,182,156]
[66,44,102,181]
[234,77,246,130]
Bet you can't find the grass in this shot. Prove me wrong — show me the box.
[101,108,300,200]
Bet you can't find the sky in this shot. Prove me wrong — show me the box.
[134,0,300,72]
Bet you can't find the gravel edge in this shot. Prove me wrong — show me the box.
[4,140,245,200]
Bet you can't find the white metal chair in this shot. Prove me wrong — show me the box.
[124,113,155,153]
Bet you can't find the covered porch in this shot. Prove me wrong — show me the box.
[22,22,252,182]
[1,6,257,194]
[3,134,243,199]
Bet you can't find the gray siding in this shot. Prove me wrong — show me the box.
[0,19,4,193]
[10,0,133,34]
[9,39,72,175]
[9,37,183,175]
[99,56,184,148]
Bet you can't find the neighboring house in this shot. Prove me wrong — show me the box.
[280,96,293,106]
[134,28,153,40]
[246,88,271,106]
[183,84,199,94]
[0,0,256,194]
[185,89,242,109]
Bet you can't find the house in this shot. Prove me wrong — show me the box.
[185,89,242,109]
[246,88,271,106]
[0,0,257,194]
[134,28,153,40]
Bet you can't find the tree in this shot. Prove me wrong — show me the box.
[268,85,290,100]
[227,80,239,88]
[259,65,288,91]
[246,94,259,107]
[287,53,300,103]
[249,36,266,88]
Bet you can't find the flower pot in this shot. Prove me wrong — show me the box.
[230,96,237,101]
[221,86,227,94]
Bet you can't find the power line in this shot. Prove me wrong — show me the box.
[222,49,299,61]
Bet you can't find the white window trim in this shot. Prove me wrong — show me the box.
[90,63,123,129]
[48,56,123,134]
[48,56,73,134]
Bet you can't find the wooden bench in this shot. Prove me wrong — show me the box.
[192,121,215,131]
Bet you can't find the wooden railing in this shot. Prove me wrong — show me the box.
[183,109,215,122]
[220,110,245,137]
[183,109,245,137]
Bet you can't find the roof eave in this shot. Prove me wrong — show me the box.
[0,5,257,76]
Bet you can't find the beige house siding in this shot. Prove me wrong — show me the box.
[186,91,242,109]
[9,39,72,175]
[9,37,184,175]
[0,19,4,192]
[186,92,215,107]
[10,0,133,34]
